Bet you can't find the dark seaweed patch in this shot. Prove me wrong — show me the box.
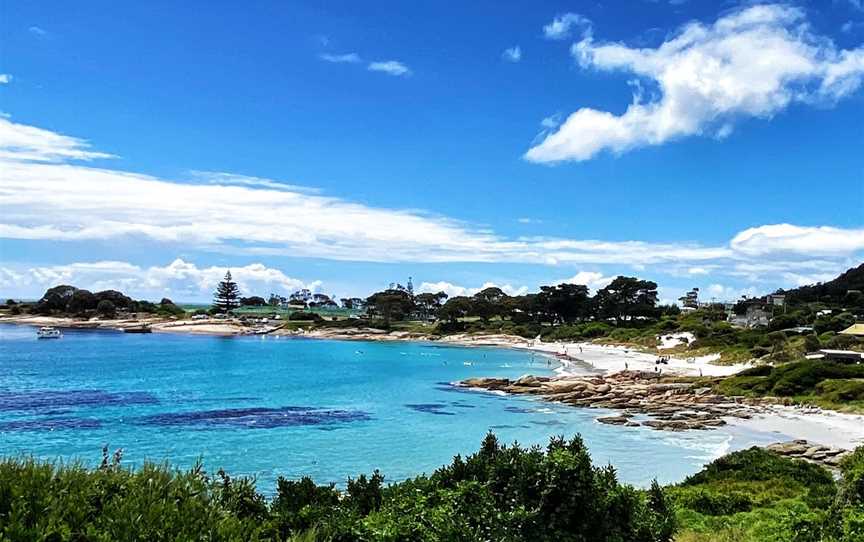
[0,389,158,412]
[137,406,370,429]
[0,417,101,431]
[405,403,456,416]
[503,406,534,414]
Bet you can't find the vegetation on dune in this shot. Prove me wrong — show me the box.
[2,439,864,542]
[0,434,675,542]
[705,360,864,412]
[669,447,842,542]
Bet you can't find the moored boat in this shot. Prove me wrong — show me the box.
[36,326,62,339]
[123,324,152,334]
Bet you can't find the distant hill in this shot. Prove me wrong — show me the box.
[780,262,864,306]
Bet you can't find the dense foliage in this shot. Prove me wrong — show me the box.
[0,434,675,542]
[711,360,864,411]
[669,447,845,541]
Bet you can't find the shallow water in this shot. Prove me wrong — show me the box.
[0,324,785,490]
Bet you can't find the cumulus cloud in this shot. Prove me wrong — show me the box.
[502,46,522,62]
[526,4,864,163]
[543,13,592,40]
[0,74,11,84]
[367,60,411,76]
[0,259,320,301]
[319,52,362,63]
[418,281,528,298]
[557,271,614,291]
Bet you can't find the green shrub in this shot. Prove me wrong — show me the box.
[0,435,676,542]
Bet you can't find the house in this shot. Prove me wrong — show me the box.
[678,288,699,311]
[816,349,864,363]
[728,305,770,328]
[766,293,786,307]
[840,323,864,336]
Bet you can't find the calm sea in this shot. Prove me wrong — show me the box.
[0,323,782,491]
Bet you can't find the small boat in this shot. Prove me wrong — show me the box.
[123,324,152,334]
[36,326,62,339]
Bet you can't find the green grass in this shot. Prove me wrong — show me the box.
[670,447,843,542]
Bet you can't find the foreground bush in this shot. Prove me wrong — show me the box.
[0,434,674,542]
[670,447,850,542]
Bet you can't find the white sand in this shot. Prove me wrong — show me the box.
[657,332,695,350]
[730,406,864,450]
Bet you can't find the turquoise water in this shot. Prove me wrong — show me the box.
[0,324,782,490]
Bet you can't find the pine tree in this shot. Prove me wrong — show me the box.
[213,271,241,313]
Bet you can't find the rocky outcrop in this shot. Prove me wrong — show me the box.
[765,440,851,468]
[459,370,762,433]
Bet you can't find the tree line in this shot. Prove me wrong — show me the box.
[364,276,673,326]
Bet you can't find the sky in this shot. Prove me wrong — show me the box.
[0,0,863,304]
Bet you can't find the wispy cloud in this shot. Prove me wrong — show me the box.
[0,74,11,84]
[0,117,860,287]
[0,117,115,162]
[367,60,411,77]
[527,4,864,163]
[502,46,522,62]
[28,26,48,37]
[319,52,361,63]
[543,13,592,40]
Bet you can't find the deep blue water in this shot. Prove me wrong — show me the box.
[0,324,782,490]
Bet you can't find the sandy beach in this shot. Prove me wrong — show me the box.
[731,406,864,450]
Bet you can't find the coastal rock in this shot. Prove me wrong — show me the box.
[458,370,774,435]
[597,416,631,425]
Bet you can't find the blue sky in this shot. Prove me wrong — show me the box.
[1,1,863,303]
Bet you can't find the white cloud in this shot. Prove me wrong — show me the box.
[367,60,411,77]
[517,217,542,224]
[687,267,710,275]
[540,114,562,129]
[0,117,115,162]
[0,259,319,301]
[0,74,11,84]
[29,26,47,37]
[526,4,864,163]
[543,13,592,40]
[318,53,361,64]
[730,224,864,256]
[319,52,361,63]
[418,281,528,298]
[0,117,860,286]
[502,46,522,62]
[557,271,614,291]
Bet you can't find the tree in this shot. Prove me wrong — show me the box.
[594,276,659,325]
[66,289,98,315]
[340,297,366,311]
[213,271,241,313]
[470,287,509,323]
[438,296,473,323]
[34,285,78,314]
[538,283,591,324]
[240,296,267,307]
[365,289,415,325]
[414,292,448,320]
[96,299,116,318]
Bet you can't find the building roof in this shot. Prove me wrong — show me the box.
[840,323,864,336]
